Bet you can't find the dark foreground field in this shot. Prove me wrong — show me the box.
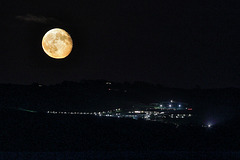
[0,110,240,159]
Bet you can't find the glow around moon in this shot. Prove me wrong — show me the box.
[42,28,73,59]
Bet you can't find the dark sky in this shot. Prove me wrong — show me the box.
[1,0,240,88]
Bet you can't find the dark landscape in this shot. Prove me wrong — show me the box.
[0,81,240,159]
[1,0,240,159]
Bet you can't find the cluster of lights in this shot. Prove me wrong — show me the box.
[47,111,93,115]
[92,106,193,121]
[158,100,187,110]
[46,100,193,122]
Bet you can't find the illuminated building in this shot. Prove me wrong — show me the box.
[92,100,193,121]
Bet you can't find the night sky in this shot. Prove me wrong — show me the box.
[1,0,240,88]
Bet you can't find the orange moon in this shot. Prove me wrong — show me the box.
[42,28,73,59]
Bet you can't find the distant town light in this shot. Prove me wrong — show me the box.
[171,100,173,103]
[208,124,211,128]
[178,104,181,107]
[169,105,172,107]
[106,82,111,85]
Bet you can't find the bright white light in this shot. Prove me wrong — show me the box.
[208,124,211,128]
[179,104,181,107]
[171,100,173,103]
[169,105,171,107]
[160,105,163,107]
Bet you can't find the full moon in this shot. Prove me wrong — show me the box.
[42,28,73,59]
